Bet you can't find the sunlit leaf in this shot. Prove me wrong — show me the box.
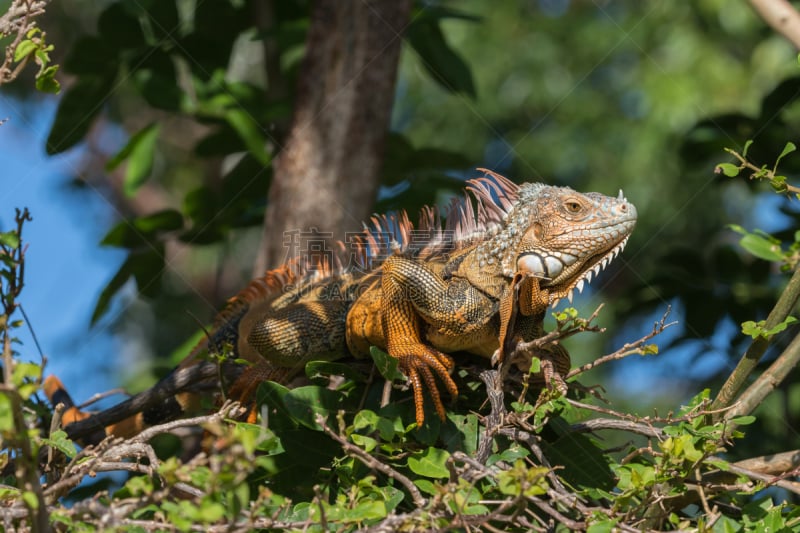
[407,447,450,479]
[714,162,740,177]
[369,346,404,381]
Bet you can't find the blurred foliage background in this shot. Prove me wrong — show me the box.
[5,0,800,464]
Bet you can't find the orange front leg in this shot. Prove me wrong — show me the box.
[494,273,550,365]
[381,256,460,426]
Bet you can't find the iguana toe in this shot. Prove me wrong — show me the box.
[397,350,457,426]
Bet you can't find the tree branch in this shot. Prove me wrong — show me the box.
[749,0,800,50]
[725,328,800,420]
[711,266,800,417]
[0,0,50,85]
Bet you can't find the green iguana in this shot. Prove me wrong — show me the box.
[45,169,637,443]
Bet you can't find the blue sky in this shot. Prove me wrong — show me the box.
[0,96,126,401]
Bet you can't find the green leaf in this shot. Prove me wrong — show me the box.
[763,506,788,531]
[282,386,353,430]
[737,232,784,262]
[407,447,450,479]
[105,123,160,195]
[441,413,478,455]
[97,2,146,50]
[487,444,529,466]
[232,422,284,455]
[730,415,756,426]
[49,510,73,527]
[766,316,797,336]
[11,362,41,388]
[91,247,165,323]
[777,141,797,165]
[742,139,753,157]
[407,17,476,98]
[715,162,740,177]
[0,393,13,432]
[131,48,183,111]
[63,36,119,76]
[255,380,296,430]
[46,74,115,154]
[42,430,77,458]
[496,460,549,496]
[225,108,271,166]
[35,65,60,94]
[641,344,659,355]
[197,502,225,523]
[353,410,397,441]
[587,520,617,533]
[414,478,437,496]
[305,361,366,384]
[22,491,39,511]
[742,317,797,340]
[369,346,404,381]
[13,40,37,62]
[0,231,20,249]
[101,209,183,247]
[350,433,377,452]
[124,125,160,196]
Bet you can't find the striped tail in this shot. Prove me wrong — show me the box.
[43,358,295,445]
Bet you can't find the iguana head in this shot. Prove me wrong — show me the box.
[472,172,636,306]
[511,184,636,304]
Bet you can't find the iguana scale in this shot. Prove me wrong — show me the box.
[45,169,637,442]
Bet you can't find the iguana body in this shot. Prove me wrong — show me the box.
[45,170,637,442]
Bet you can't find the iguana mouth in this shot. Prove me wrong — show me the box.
[552,235,630,307]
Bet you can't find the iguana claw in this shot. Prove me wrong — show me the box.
[397,350,456,426]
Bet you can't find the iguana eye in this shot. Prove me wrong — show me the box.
[565,201,582,213]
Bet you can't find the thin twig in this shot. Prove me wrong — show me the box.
[315,413,427,508]
[131,401,245,443]
[77,388,129,409]
[567,306,675,379]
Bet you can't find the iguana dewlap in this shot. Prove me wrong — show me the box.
[46,169,636,441]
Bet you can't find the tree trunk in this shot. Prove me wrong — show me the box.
[254,0,412,273]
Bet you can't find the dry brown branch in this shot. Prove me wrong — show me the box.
[476,369,507,463]
[0,0,50,85]
[567,306,675,379]
[749,0,800,50]
[732,449,800,475]
[710,454,800,495]
[315,412,427,508]
[568,394,736,427]
[76,388,129,409]
[130,400,245,443]
[38,404,247,506]
[712,266,800,416]
[725,328,800,421]
[503,304,607,368]
[568,417,663,439]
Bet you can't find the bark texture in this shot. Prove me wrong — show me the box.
[255,0,412,272]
